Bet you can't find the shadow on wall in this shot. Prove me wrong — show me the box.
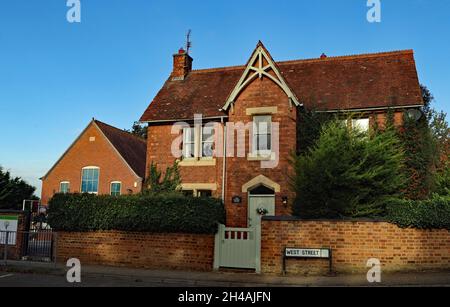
[57,231,215,271]
[261,218,450,275]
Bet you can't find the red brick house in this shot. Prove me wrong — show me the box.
[140,41,423,228]
[40,119,146,205]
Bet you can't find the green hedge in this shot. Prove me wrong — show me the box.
[387,195,450,230]
[47,193,226,234]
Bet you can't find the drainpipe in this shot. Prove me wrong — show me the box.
[221,117,227,202]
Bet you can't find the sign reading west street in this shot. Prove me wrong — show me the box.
[285,248,330,259]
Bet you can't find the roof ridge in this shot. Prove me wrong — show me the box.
[190,49,414,74]
[277,49,414,65]
[94,119,147,144]
[191,65,245,74]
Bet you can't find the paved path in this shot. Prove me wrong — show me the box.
[1,262,449,287]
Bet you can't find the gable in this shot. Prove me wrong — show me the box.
[223,42,300,111]
[42,120,146,180]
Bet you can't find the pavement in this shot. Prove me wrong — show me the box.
[1,260,450,287]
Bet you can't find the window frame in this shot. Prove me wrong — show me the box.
[182,127,196,159]
[182,125,216,160]
[110,181,122,196]
[200,125,215,158]
[197,190,213,198]
[59,181,70,194]
[80,166,100,194]
[252,115,272,156]
[351,118,370,133]
[182,189,194,197]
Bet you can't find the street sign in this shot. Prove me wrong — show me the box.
[0,215,18,245]
[283,247,333,275]
[285,248,330,259]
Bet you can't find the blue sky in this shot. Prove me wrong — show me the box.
[0,0,449,196]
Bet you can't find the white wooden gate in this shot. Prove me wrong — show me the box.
[213,224,261,273]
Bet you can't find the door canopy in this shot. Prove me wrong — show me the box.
[242,175,281,193]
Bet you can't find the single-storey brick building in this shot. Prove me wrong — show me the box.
[40,119,146,205]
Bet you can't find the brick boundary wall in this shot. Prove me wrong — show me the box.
[261,218,450,275]
[56,231,215,271]
[0,210,27,260]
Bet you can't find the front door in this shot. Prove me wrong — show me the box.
[248,196,275,228]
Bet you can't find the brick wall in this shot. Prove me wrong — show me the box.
[261,218,450,275]
[146,123,224,200]
[41,123,142,205]
[56,231,215,271]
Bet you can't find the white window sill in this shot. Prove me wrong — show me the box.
[247,152,276,161]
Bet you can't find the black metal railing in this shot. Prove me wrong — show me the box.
[1,230,56,265]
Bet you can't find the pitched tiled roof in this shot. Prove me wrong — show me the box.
[94,120,147,178]
[140,49,423,122]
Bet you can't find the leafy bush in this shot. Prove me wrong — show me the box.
[387,195,450,230]
[434,161,450,196]
[398,113,438,200]
[47,193,226,234]
[291,119,406,219]
[143,161,181,194]
[296,108,332,155]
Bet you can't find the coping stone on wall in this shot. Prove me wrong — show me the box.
[262,215,389,223]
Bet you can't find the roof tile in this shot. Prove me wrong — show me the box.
[140,50,422,122]
[95,120,147,178]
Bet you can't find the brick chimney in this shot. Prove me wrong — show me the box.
[172,48,193,80]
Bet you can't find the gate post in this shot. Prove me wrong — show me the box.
[52,232,58,267]
[213,224,224,271]
[255,224,261,274]
[3,232,9,265]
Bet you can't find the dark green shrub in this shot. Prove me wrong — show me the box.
[296,108,333,155]
[47,193,226,234]
[434,161,450,196]
[387,195,450,230]
[0,166,37,210]
[291,119,406,219]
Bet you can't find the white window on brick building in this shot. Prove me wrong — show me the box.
[81,167,99,194]
[182,127,195,159]
[182,125,215,160]
[60,181,70,194]
[110,181,122,196]
[352,118,370,132]
[201,126,214,158]
[252,115,272,156]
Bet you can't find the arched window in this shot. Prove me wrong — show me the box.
[81,167,99,194]
[60,181,70,194]
[110,181,122,196]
